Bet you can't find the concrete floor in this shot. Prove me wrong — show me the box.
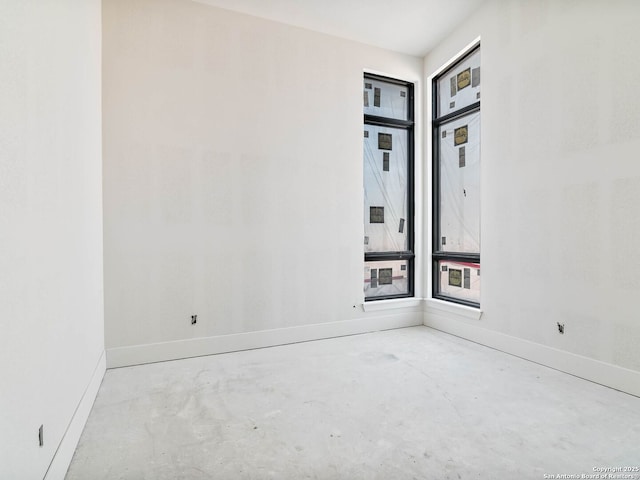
[66,326,640,479]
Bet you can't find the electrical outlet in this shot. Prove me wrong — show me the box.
[38,425,43,447]
[191,315,197,325]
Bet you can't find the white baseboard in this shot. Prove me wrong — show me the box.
[44,350,106,480]
[107,313,423,368]
[424,311,640,398]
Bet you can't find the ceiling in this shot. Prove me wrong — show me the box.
[192,0,486,57]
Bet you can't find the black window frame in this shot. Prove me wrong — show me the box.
[432,45,481,308]
[364,73,415,301]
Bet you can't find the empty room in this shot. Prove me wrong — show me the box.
[2,0,640,478]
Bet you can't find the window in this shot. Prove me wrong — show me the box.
[363,74,414,300]
[432,46,481,307]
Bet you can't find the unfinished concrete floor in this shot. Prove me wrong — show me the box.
[66,326,640,479]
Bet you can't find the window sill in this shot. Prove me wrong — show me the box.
[362,298,423,312]
[425,298,482,320]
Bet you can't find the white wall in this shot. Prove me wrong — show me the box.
[102,0,423,366]
[0,1,105,479]
[424,0,640,395]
